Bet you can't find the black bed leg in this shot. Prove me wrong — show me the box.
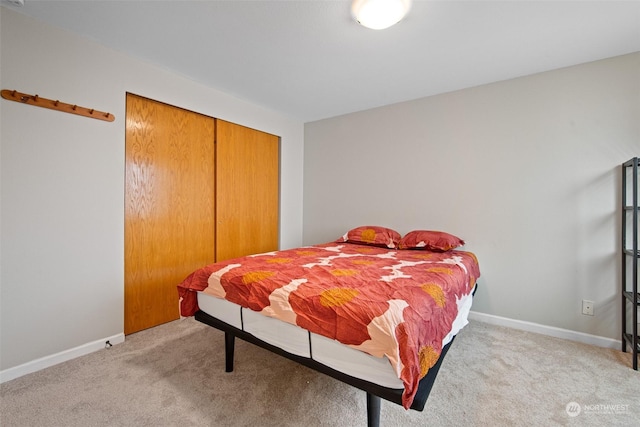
[224,331,235,372]
[366,393,381,427]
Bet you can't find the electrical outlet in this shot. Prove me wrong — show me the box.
[582,300,594,316]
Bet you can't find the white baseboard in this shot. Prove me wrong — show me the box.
[0,313,623,384]
[468,311,621,350]
[0,333,125,384]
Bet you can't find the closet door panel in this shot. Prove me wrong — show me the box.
[125,94,216,334]
[216,120,279,261]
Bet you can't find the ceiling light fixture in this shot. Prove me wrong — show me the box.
[351,0,412,30]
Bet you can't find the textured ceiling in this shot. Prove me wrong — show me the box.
[4,0,640,122]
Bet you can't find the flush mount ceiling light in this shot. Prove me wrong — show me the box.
[351,0,412,30]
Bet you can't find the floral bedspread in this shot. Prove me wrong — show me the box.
[177,242,480,408]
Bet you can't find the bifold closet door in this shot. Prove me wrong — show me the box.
[124,94,216,335]
[216,120,279,261]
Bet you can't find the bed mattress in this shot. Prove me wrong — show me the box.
[196,285,475,389]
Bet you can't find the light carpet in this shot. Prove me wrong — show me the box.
[1,318,638,426]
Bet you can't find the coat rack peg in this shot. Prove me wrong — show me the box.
[1,89,115,122]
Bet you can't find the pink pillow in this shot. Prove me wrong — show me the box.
[398,230,465,251]
[338,226,401,249]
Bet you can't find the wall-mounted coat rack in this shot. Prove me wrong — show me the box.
[1,89,115,122]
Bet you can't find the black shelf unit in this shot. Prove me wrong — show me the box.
[622,157,639,370]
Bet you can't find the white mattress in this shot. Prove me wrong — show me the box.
[197,286,475,389]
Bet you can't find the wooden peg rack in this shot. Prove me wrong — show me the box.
[1,89,115,122]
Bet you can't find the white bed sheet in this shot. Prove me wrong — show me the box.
[196,286,475,389]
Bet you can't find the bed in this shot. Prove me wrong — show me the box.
[177,226,480,427]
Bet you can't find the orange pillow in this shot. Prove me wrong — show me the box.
[338,226,401,249]
[398,230,465,251]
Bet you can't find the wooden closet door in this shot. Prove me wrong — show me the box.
[125,94,216,334]
[216,120,279,261]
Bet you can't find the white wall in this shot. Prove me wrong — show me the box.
[0,8,304,375]
[304,53,640,343]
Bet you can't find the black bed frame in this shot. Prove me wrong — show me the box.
[194,310,455,427]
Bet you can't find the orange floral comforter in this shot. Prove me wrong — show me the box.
[177,242,480,408]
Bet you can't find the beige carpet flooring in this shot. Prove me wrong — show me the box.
[1,318,639,427]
